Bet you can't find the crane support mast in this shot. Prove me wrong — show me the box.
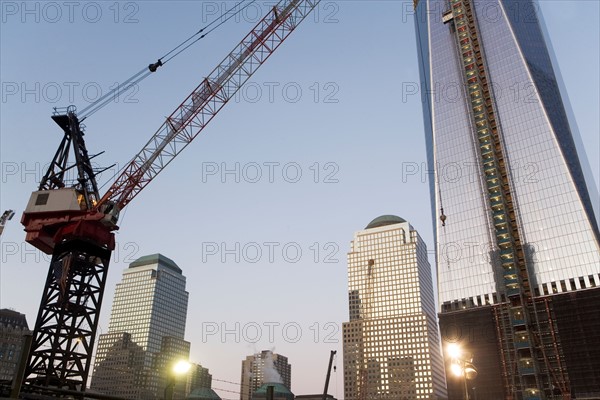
[322,350,336,400]
[99,0,320,211]
[20,0,320,393]
[21,109,115,392]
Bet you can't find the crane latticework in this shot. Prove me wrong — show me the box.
[19,0,320,393]
[99,0,320,210]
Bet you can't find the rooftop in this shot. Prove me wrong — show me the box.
[254,382,294,396]
[0,309,29,329]
[365,215,406,230]
[187,387,221,400]
[129,254,182,274]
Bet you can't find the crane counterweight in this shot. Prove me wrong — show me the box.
[18,0,321,394]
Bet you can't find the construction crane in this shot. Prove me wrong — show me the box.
[322,350,336,400]
[0,209,15,236]
[19,0,320,394]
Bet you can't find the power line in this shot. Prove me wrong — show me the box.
[161,0,258,65]
[79,0,257,120]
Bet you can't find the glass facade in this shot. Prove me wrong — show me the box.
[414,0,600,307]
[106,255,188,362]
[91,254,190,399]
[342,217,447,400]
[415,1,600,398]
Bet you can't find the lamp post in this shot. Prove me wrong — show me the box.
[447,344,477,400]
[164,360,192,400]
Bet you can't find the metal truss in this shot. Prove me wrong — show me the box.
[25,239,111,391]
[98,0,321,210]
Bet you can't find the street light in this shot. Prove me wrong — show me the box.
[447,343,462,359]
[446,344,477,400]
[164,360,192,400]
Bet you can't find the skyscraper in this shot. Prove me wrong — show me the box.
[240,350,291,400]
[0,309,30,383]
[187,363,213,394]
[91,254,190,399]
[414,1,600,399]
[342,216,447,400]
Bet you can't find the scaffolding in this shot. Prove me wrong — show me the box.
[445,0,571,398]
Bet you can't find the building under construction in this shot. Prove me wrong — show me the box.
[414,0,600,398]
[440,287,600,399]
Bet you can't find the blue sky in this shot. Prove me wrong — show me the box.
[1,1,598,398]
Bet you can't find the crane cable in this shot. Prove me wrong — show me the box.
[79,0,258,119]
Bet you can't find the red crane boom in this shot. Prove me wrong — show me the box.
[99,0,317,212]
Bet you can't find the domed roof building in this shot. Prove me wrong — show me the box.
[343,215,448,400]
[364,215,406,229]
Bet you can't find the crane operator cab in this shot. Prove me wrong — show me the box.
[24,188,87,215]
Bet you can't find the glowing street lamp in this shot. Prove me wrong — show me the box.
[447,343,463,359]
[164,360,192,400]
[173,360,192,376]
[450,362,464,377]
[446,344,478,400]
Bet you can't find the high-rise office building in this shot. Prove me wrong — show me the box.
[91,254,190,399]
[187,363,213,394]
[342,216,447,400]
[240,350,291,400]
[0,309,31,382]
[414,1,600,399]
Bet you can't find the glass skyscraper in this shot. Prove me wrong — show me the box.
[91,254,190,399]
[414,1,600,399]
[342,216,447,400]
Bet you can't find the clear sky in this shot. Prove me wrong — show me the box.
[1,1,598,398]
